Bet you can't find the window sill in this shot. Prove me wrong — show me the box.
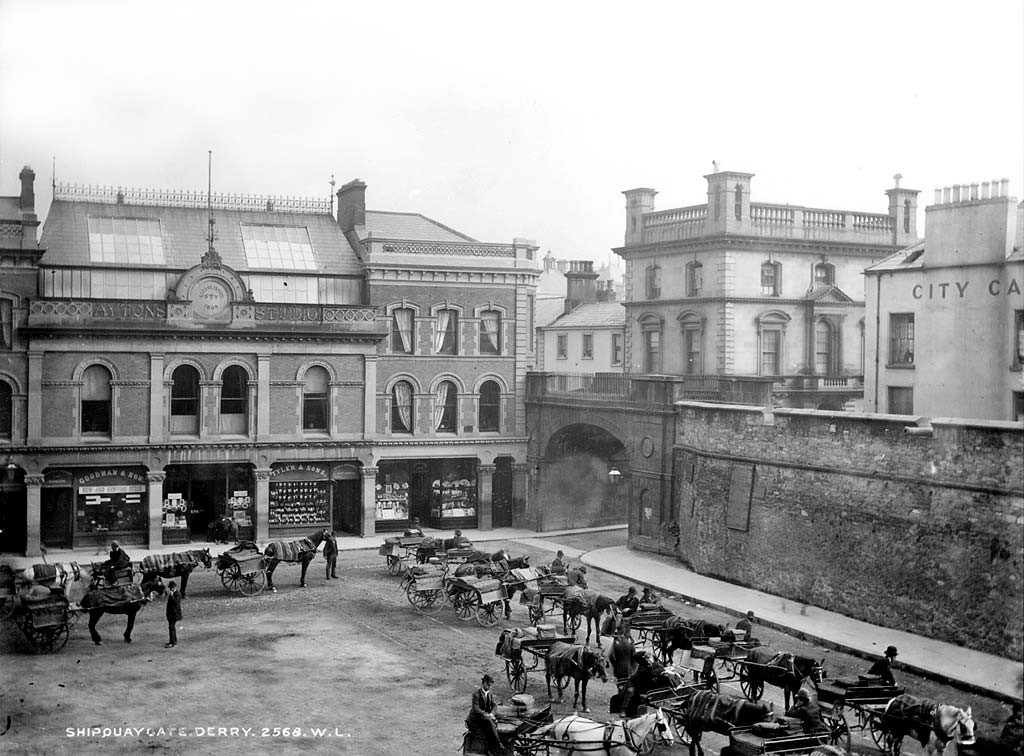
[302,431,331,438]
[885,363,916,370]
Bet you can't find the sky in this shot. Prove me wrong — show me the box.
[1,0,1022,270]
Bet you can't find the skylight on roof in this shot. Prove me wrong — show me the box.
[87,216,165,264]
[241,224,317,270]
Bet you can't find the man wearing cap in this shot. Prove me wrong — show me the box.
[785,687,824,733]
[549,550,567,575]
[566,564,588,589]
[616,587,640,618]
[466,674,501,756]
[735,610,755,636]
[867,646,898,686]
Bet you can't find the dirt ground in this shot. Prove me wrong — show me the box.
[0,531,1014,756]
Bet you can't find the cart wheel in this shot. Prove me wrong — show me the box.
[528,605,543,626]
[870,717,900,756]
[452,592,477,622]
[238,570,266,596]
[703,667,720,694]
[407,584,446,615]
[670,714,692,746]
[476,601,500,628]
[565,612,581,634]
[506,657,528,693]
[19,615,70,653]
[0,595,17,620]
[386,555,403,576]
[739,668,762,701]
[824,710,851,754]
[220,565,243,592]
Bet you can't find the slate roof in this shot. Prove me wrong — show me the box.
[38,200,363,274]
[865,240,927,273]
[544,301,626,329]
[535,297,567,329]
[362,210,476,243]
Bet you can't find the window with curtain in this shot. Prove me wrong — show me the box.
[581,334,593,359]
[434,310,458,355]
[760,261,781,296]
[391,308,414,354]
[303,366,330,431]
[556,334,568,359]
[0,299,12,349]
[391,381,413,433]
[0,381,11,439]
[815,321,834,375]
[433,380,457,432]
[889,314,914,365]
[479,381,500,432]
[220,365,249,434]
[81,365,112,434]
[479,310,501,355]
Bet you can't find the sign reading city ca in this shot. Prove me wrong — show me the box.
[912,277,1021,300]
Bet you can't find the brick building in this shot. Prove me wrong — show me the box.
[614,169,919,409]
[0,168,539,555]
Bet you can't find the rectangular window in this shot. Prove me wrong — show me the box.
[684,330,702,375]
[611,333,623,366]
[0,299,12,349]
[1014,391,1024,421]
[556,334,568,359]
[761,263,780,296]
[87,217,165,265]
[888,386,914,415]
[1014,310,1024,368]
[434,310,459,354]
[889,314,915,365]
[479,311,501,355]
[391,309,414,354]
[686,263,703,297]
[760,330,781,376]
[241,224,317,270]
[644,330,661,373]
[581,333,594,359]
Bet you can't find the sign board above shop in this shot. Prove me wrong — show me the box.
[269,463,329,481]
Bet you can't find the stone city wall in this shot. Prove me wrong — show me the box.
[672,403,1024,660]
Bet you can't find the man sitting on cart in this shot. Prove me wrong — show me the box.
[549,550,567,575]
[466,674,502,756]
[865,645,898,686]
[616,586,640,618]
[784,687,825,733]
[445,529,472,551]
[102,540,131,585]
[639,587,661,608]
[404,518,424,538]
[566,564,588,589]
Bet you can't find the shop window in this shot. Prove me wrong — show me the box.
[889,313,915,366]
[0,299,13,349]
[686,262,703,297]
[557,334,568,359]
[582,333,594,360]
[391,308,415,354]
[81,365,112,435]
[814,262,835,286]
[0,381,11,439]
[478,380,500,432]
[434,309,459,355]
[170,365,200,434]
[645,264,661,299]
[479,310,501,355]
[220,365,249,434]
[760,261,781,296]
[303,366,330,431]
[888,386,914,415]
[814,320,835,375]
[611,333,623,366]
[391,381,414,433]
[433,380,458,432]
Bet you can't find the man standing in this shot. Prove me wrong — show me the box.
[323,531,339,579]
[866,646,898,686]
[165,580,182,649]
[466,674,501,756]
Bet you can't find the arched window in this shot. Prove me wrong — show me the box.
[433,380,458,432]
[814,262,835,286]
[0,381,11,439]
[755,311,790,377]
[170,365,200,434]
[81,365,112,434]
[303,366,330,431]
[391,381,414,433]
[220,365,249,434]
[391,307,415,354]
[478,381,500,432]
[434,309,459,355]
[645,265,661,300]
[760,261,781,296]
[735,184,743,220]
[479,310,501,355]
[814,320,834,375]
[686,261,703,297]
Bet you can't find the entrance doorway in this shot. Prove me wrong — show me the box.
[0,472,26,553]
[41,488,73,549]
[164,463,254,541]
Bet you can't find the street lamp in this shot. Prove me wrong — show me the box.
[607,467,622,486]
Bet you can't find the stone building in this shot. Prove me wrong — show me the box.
[0,168,538,555]
[863,179,1024,419]
[614,169,919,409]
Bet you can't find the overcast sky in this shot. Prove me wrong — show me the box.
[1,0,1021,269]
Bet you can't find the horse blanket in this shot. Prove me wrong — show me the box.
[547,641,588,678]
[140,553,198,571]
[265,537,316,562]
[80,584,145,609]
[686,690,771,735]
[884,694,938,746]
[22,563,78,583]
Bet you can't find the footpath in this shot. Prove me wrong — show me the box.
[4,524,1020,702]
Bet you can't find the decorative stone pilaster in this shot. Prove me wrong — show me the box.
[27,352,43,444]
[363,355,377,436]
[254,468,272,543]
[360,466,378,538]
[149,354,165,443]
[147,471,167,549]
[24,474,44,557]
[477,464,496,531]
[256,355,271,440]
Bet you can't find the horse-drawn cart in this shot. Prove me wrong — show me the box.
[817,678,906,755]
[496,626,575,694]
[725,719,834,756]
[447,574,509,627]
[1,562,83,652]
[399,561,448,615]
[379,536,424,576]
[216,542,267,596]
[520,572,569,629]
[462,692,552,756]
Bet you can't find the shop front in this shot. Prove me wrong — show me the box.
[162,463,255,543]
[72,467,149,548]
[268,462,332,539]
[375,458,480,532]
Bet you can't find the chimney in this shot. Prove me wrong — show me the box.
[19,166,35,211]
[924,178,1016,266]
[564,260,599,314]
[336,179,366,232]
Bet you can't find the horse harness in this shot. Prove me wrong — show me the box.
[558,716,660,754]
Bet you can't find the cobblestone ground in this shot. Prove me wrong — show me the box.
[0,532,1013,756]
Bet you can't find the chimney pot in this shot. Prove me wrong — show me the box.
[18,166,35,211]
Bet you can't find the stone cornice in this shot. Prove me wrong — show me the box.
[21,327,387,344]
[370,437,529,447]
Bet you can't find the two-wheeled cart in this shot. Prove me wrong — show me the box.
[216,542,267,596]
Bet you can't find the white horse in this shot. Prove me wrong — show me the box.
[542,708,674,755]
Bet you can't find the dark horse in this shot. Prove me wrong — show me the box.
[563,588,619,647]
[79,577,164,645]
[139,549,212,599]
[544,640,608,713]
[677,689,774,756]
[263,529,329,591]
[743,646,823,710]
[207,517,239,544]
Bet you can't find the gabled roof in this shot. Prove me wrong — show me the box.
[805,284,855,303]
[865,240,926,273]
[39,200,363,274]
[535,297,567,329]
[544,301,626,329]
[362,210,476,243]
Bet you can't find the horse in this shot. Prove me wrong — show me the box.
[207,516,239,544]
[139,549,212,599]
[676,689,774,756]
[78,576,164,645]
[743,646,824,709]
[539,708,674,756]
[263,529,329,591]
[612,650,689,717]
[563,587,619,647]
[883,694,976,756]
[544,640,608,713]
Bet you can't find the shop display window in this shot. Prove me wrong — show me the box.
[162,493,189,529]
[375,466,410,521]
[430,471,477,519]
[269,480,329,525]
[77,485,147,533]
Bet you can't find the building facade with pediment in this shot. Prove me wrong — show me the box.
[614,169,920,409]
[0,169,539,555]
